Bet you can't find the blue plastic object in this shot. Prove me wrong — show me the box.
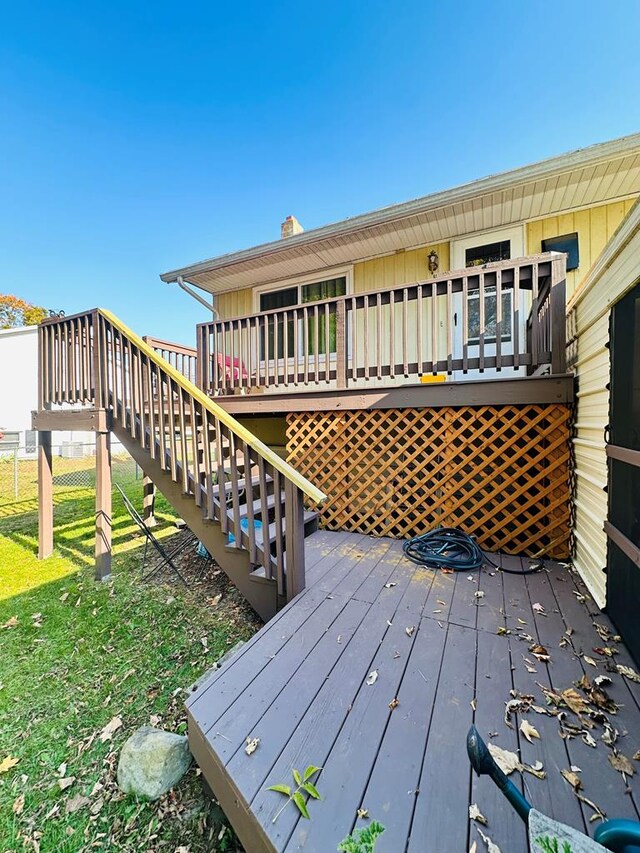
[227,518,262,547]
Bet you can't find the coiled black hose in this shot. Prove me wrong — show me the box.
[402,527,541,574]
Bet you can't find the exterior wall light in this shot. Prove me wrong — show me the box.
[428,249,439,276]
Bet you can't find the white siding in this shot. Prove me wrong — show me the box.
[569,198,640,606]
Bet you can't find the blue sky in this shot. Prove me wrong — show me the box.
[1,1,639,343]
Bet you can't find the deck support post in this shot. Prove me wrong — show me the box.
[95,429,112,581]
[284,480,306,601]
[142,473,157,527]
[37,430,53,559]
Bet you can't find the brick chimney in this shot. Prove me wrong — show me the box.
[281,215,304,238]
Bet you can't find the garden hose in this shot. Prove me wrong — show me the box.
[402,527,541,574]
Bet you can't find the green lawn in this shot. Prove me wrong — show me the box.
[0,475,258,852]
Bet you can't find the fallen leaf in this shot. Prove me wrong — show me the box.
[90,796,104,815]
[520,720,540,743]
[561,688,588,716]
[357,808,369,819]
[1,616,18,629]
[532,602,545,614]
[384,582,397,589]
[469,803,487,825]
[59,592,69,602]
[487,743,520,776]
[65,793,90,814]
[576,792,606,822]
[98,715,122,743]
[405,626,415,637]
[474,591,485,600]
[608,751,635,777]
[12,793,25,815]
[497,627,511,636]
[561,769,582,791]
[388,697,399,711]
[245,737,260,756]
[583,656,598,667]
[524,760,546,779]
[366,670,378,686]
[593,646,618,658]
[58,777,75,791]
[0,756,19,773]
[476,827,502,853]
[530,644,550,662]
[617,664,640,683]
[594,675,612,687]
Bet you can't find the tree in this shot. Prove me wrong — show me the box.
[0,295,50,329]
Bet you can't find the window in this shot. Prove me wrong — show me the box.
[259,276,347,359]
[467,287,512,344]
[465,240,511,267]
[541,232,579,271]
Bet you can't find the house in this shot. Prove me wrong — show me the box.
[31,133,640,851]
[0,324,95,458]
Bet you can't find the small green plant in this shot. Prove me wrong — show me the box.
[267,765,322,822]
[338,820,386,853]
[535,836,573,853]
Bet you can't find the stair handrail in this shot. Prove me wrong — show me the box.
[98,308,326,505]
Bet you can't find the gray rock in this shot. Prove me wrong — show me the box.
[117,726,192,800]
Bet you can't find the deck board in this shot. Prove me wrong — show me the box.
[187,531,640,853]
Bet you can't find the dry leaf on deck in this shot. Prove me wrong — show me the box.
[384,582,397,589]
[530,644,550,662]
[366,670,378,686]
[476,827,502,853]
[245,737,260,756]
[0,756,19,773]
[405,626,415,637]
[532,603,546,614]
[560,688,588,716]
[583,656,598,667]
[98,715,122,743]
[469,803,488,825]
[388,697,399,711]
[520,720,540,743]
[357,808,369,819]
[617,664,640,683]
[487,743,520,776]
[608,751,635,777]
[594,675,612,688]
[561,769,582,791]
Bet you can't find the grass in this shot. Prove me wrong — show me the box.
[0,473,259,852]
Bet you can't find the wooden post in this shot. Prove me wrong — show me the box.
[284,479,306,601]
[550,255,567,375]
[37,431,53,559]
[95,430,112,580]
[336,300,347,389]
[142,473,156,527]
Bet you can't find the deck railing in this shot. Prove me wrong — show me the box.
[197,253,567,395]
[38,309,325,597]
[142,336,198,385]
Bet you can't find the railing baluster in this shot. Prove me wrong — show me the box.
[376,293,382,379]
[389,290,395,379]
[284,480,305,599]
[495,269,502,372]
[313,304,320,384]
[431,280,437,374]
[350,297,357,383]
[303,307,309,385]
[257,456,269,574]
[272,468,285,596]
[243,442,258,564]
[215,418,227,531]
[417,284,424,375]
[228,429,242,548]
[446,280,453,375]
[462,275,469,374]
[402,289,408,377]
[513,266,520,371]
[531,262,539,369]
[478,272,485,373]
[293,309,299,387]
[178,387,189,493]
[201,407,214,517]
[324,302,330,383]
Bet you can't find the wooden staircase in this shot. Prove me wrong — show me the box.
[34,309,325,621]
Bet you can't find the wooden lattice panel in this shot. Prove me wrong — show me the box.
[286,405,572,559]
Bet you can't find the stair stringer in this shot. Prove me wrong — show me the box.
[113,422,278,622]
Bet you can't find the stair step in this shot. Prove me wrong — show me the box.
[211,474,273,498]
[255,511,319,549]
[236,492,281,520]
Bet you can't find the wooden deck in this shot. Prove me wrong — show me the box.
[186,530,640,852]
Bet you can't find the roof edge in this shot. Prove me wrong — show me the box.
[160,132,640,284]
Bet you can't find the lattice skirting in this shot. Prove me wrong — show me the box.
[286,405,573,559]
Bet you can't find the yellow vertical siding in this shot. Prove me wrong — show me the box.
[354,243,450,293]
[216,288,254,320]
[526,199,636,300]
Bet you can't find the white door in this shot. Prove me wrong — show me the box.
[450,226,527,380]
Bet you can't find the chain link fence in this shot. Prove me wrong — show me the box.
[0,441,140,511]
